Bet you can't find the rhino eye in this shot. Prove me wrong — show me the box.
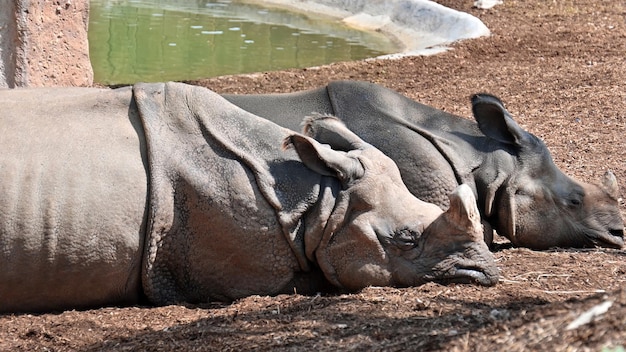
[515,188,530,196]
[392,228,419,250]
[564,190,584,208]
[568,195,582,207]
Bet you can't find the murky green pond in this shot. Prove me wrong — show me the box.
[89,0,398,85]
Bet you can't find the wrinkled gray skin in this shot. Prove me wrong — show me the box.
[0,83,497,313]
[224,81,624,250]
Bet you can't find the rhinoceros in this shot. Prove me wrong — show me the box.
[222,80,624,250]
[0,82,497,313]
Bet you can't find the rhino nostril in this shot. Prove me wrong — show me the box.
[609,229,624,238]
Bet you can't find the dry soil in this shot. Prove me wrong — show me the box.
[2,1,626,351]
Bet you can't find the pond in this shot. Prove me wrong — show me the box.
[89,0,400,85]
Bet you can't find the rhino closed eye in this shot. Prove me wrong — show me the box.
[569,198,582,206]
[564,192,584,208]
[515,188,530,196]
[392,228,419,250]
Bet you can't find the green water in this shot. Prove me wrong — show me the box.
[88,0,398,85]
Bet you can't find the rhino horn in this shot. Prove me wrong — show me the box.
[447,184,483,240]
[602,170,620,199]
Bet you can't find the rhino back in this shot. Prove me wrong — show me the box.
[325,81,489,208]
[223,86,334,132]
[224,82,482,208]
[0,87,148,312]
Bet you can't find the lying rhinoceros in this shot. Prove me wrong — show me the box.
[222,81,624,250]
[0,82,497,313]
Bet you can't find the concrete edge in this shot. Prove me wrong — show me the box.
[242,0,490,57]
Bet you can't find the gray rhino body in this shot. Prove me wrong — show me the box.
[0,82,497,313]
[223,81,624,250]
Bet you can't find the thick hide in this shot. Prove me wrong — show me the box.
[224,82,482,207]
[0,87,148,312]
[0,82,500,313]
[224,81,624,249]
[133,82,331,304]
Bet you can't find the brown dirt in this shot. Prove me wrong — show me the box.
[2,0,626,351]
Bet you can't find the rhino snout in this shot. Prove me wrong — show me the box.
[427,253,499,287]
[449,259,499,286]
[609,228,624,239]
[585,214,624,249]
[601,227,624,249]
[448,266,499,286]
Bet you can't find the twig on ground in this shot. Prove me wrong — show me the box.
[543,289,606,295]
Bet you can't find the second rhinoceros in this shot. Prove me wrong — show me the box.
[0,82,497,313]
[223,81,625,250]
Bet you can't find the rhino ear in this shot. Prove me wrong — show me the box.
[283,134,365,184]
[301,113,368,152]
[472,94,528,148]
[446,184,482,239]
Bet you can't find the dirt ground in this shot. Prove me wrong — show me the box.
[2,0,626,350]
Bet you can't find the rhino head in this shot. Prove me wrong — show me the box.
[288,115,499,290]
[365,184,499,288]
[472,94,625,249]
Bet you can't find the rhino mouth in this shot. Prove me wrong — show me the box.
[438,266,499,287]
[588,229,624,249]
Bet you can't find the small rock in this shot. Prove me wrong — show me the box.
[474,0,503,9]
